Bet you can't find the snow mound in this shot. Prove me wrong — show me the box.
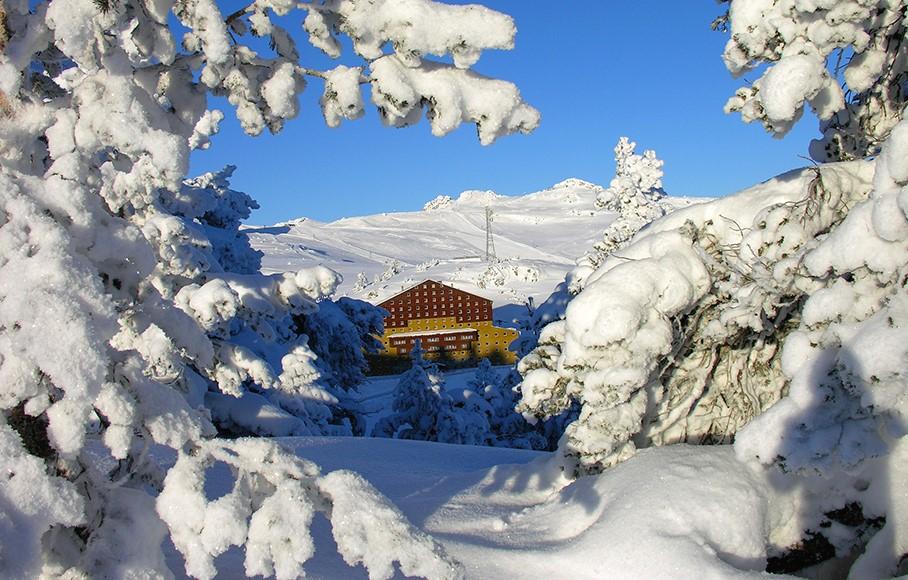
[550,178,602,191]
[423,445,775,578]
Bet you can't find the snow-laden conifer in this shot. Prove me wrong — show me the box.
[719,0,907,161]
[574,137,667,284]
[0,0,534,575]
[373,345,492,446]
[373,342,447,440]
[519,3,908,572]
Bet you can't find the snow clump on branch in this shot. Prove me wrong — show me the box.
[519,1,908,572]
[0,0,535,575]
[721,0,907,161]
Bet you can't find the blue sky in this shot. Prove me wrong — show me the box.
[190,2,820,225]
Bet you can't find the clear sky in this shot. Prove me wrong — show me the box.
[190,2,821,225]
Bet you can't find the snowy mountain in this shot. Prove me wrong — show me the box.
[246,178,704,308]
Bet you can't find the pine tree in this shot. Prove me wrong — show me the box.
[518,3,908,574]
[719,0,907,161]
[0,0,536,575]
[575,137,667,281]
[468,357,500,393]
[373,342,446,440]
[374,347,496,446]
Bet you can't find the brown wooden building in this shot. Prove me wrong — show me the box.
[376,280,518,363]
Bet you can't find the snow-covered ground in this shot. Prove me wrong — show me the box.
[168,435,783,579]
[246,178,704,308]
[157,365,795,579]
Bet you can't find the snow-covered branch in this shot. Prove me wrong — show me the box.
[0,0,536,575]
[722,0,907,160]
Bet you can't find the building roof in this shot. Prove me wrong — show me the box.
[377,279,446,306]
[377,279,491,307]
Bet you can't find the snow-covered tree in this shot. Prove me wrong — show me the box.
[513,138,669,400]
[595,136,665,212]
[295,294,383,392]
[442,388,493,446]
[465,358,547,449]
[519,3,908,574]
[719,0,907,161]
[374,344,492,445]
[468,357,500,393]
[576,137,667,282]
[0,0,536,575]
[352,271,370,291]
[373,342,447,440]
[294,295,386,435]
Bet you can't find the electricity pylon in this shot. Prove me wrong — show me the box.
[485,206,497,263]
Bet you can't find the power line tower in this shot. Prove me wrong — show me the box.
[485,206,497,263]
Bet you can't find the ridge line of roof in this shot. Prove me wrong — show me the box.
[376,279,491,306]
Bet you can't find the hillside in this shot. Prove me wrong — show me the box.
[245,178,703,309]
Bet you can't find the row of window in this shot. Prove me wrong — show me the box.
[389,334,474,347]
[386,314,487,327]
[389,306,487,313]
[385,293,489,306]
[396,343,471,354]
[387,300,488,311]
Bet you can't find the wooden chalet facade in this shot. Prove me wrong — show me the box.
[376,280,518,363]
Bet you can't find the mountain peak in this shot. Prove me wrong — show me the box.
[455,189,501,205]
[550,178,603,191]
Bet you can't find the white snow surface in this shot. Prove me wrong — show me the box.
[165,435,781,579]
[247,179,703,308]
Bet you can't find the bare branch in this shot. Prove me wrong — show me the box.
[0,0,10,118]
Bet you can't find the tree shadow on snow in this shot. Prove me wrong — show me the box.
[758,345,905,577]
[240,225,291,235]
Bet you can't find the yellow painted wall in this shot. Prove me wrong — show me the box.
[378,316,518,363]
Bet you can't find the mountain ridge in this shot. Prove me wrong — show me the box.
[246,178,703,309]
